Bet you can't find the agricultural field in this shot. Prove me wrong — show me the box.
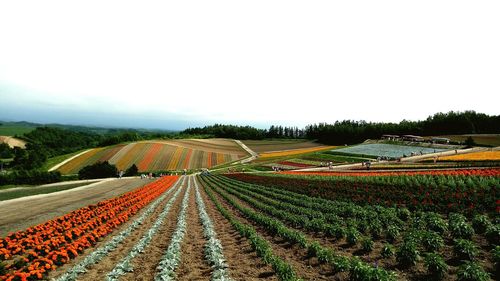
[0,169,499,280]
[0,124,36,137]
[56,139,249,174]
[440,150,500,161]
[258,146,337,159]
[0,137,25,149]
[333,143,449,159]
[243,139,326,153]
[439,134,500,147]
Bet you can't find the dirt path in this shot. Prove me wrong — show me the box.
[176,180,213,280]
[198,179,278,280]
[201,178,334,280]
[0,178,150,236]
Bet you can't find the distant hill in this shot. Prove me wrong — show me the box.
[54,139,250,174]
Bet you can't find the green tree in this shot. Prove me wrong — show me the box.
[79,161,118,179]
[124,164,139,176]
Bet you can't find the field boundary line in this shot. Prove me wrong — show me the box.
[48,149,93,171]
[233,140,258,164]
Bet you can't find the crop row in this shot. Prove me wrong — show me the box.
[106,177,186,280]
[212,175,498,280]
[57,177,184,281]
[0,176,179,281]
[282,168,500,177]
[199,176,398,280]
[226,173,499,213]
[200,177,300,281]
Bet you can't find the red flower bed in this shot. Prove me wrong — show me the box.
[276,161,316,168]
[280,168,500,177]
[0,176,179,281]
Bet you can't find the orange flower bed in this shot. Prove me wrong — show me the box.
[0,176,179,280]
[440,150,500,161]
[259,146,337,158]
[281,168,500,177]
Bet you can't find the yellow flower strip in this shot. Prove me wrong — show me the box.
[259,146,338,158]
[440,150,500,161]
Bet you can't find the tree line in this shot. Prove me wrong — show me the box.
[182,111,499,145]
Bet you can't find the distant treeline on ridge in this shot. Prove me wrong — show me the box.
[182,111,500,145]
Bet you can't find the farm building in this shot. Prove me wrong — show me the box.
[402,135,425,142]
[431,137,450,144]
[381,134,400,141]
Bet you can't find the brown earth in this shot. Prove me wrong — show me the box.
[0,178,149,236]
[197,178,278,280]
[145,138,248,156]
[0,136,26,148]
[199,178,336,280]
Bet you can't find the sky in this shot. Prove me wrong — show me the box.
[0,1,499,130]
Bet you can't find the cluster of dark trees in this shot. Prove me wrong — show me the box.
[305,111,500,145]
[182,111,499,145]
[78,162,138,179]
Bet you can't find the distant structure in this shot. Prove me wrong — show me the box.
[381,134,400,141]
[402,135,425,142]
[431,137,450,144]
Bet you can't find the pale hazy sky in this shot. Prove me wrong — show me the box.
[0,1,499,130]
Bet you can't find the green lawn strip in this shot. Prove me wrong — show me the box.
[199,176,398,280]
[199,176,301,281]
[0,182,94,201]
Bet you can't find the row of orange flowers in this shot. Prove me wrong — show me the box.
[0,176,179,281]
[280,168,500,177]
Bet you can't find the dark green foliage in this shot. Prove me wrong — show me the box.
[0,261,5,275]
[381,244,395,258]
[471,214,491,234]
[421,231,444,252]
[386,226,400,242]
[124,164,139,177]
[0,170,61,185]
[457,262,490,281]
[361,237,374,252]
[485,224,500,245]
[425,212,448,234]
[349,259,398,281]
[424,253,448,280]
[449,213,475,239]
[397,241,419,267]
[464,136,476,148]
[492,246,500,273]
[454,239,478,261]
[98,131,142,146]
[0,143,13,158]
[346,227,360,246]
[78,161,118,179]
[182,124,267,140]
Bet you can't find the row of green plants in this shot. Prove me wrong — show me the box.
[225,173,499,213]
[199,176,399,281]
[211,175,498,280]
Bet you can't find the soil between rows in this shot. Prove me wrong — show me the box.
[199,178,336,280]
[197,178,278,280]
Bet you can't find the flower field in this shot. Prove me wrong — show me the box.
[332,143,448,158]
[281,168,500,177]
[440,150,500,161]
[57,140,248,174]
[258,146,337,159]
[1,170,498,280]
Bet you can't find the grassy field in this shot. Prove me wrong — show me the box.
[41,149,89,171]
[439,134,500,147]
[0,124,36,136]
[0,181,96,201]
[242,139,324,153]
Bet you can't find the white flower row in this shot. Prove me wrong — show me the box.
[106,177,187,280]
[193,177,232,281]
[154,176,192,281]
[54,176,185,281]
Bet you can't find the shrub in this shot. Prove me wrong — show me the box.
[485,224,500,245]
[424,253,448,280]
[346,227,360,246]
[78,161,118,179]
[454,239,478,261]
[361,237,374,253]
[124,164,139,176]
[381,244,395,258]
[386,226,400,242]
[426,212,448,234]
[472,214,490,234]
[449,214,475,239]
[397,241,419,267]
[421,231,444,252]
[457,261,489,281]
[491,246,500,273]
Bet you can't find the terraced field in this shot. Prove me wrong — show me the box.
[56,139,249,174]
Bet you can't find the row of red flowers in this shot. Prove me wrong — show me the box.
[280,168,500,177]
[0,176,179,281]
